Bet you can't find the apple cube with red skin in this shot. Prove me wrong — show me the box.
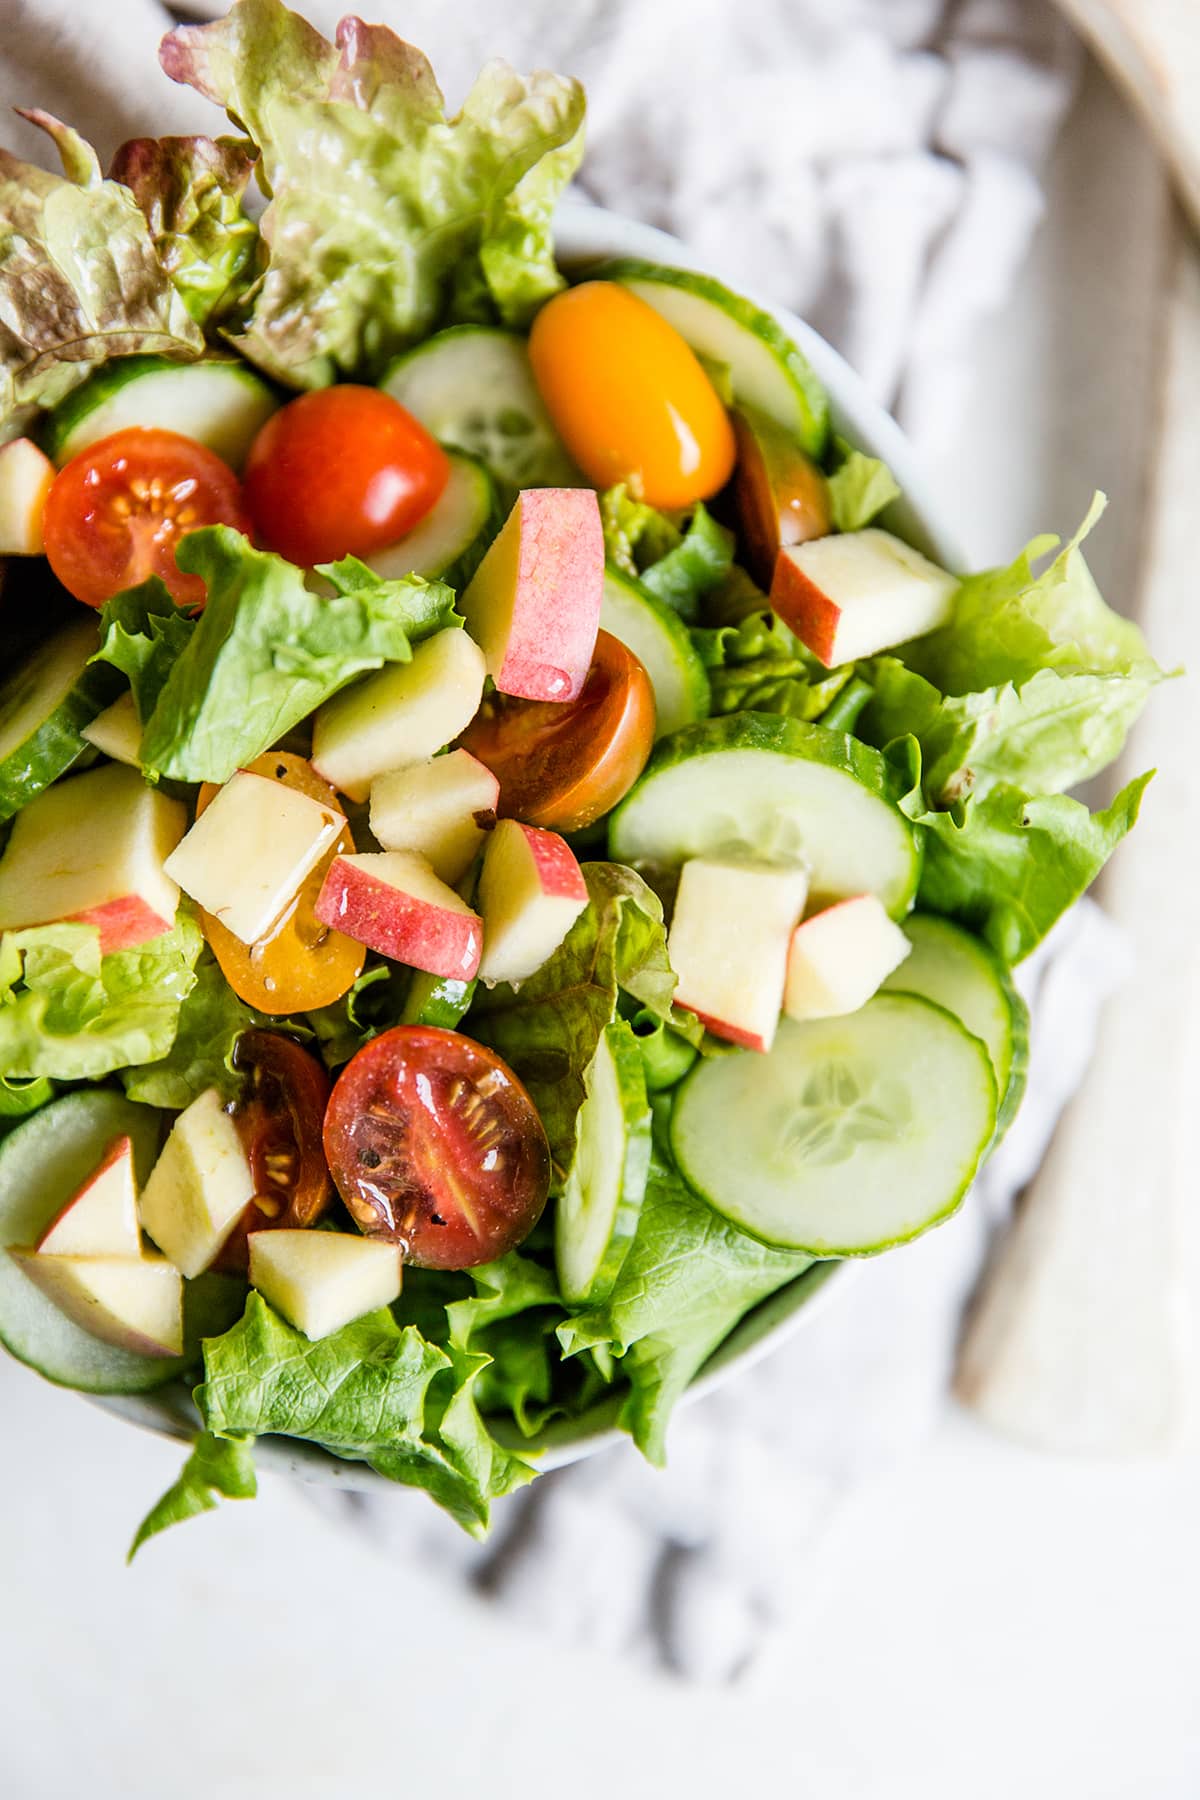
[0,762,185,953]
[316,850,482,979]
[476,819,588,985]
[784,894,912,1021]
[37,1135,142,1259]
[460,488,604,701]
[11,1249,183,1357]
[369,749,499,884]
[668,858,809,1052]
[0,437,54,555]
[770,528,959,668]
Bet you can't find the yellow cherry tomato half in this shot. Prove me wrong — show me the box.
[528,282,737,509]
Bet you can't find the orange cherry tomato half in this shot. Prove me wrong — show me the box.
[458,630,656,834]
[194,752,366,1014]
[323,1026,551,1269]
[243,385,450,567]
[214,1029,333,1273]
[528,282,736,509]
[42,427,247,610]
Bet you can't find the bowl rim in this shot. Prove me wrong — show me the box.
[90,201,964,1486]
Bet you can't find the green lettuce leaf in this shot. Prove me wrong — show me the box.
[638,505,734,624]
[600,484,682,576]
[0,913,202,1080]
[159,0,584,387]
[0,1074,55,1140]
[826,440,901,533]
[139,529,456,782]
[693,609,850,719]
[122,950,262,1109]
[128,1431,257,1561]
[0,110,203,438]
[304,963,405,1068]
[108,135,260,328]
[93,578,196,728]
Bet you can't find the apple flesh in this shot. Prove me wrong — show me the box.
[80,690,142,767]
[0,437,55,555]
[164,768,345,946]
[248,1229,403,1341]
[460,488,604,701]
[11,1250,183,1357]
[732,406,832,587]
[784,893,912,1020]
[476,819,588,985]
[311,627,486,803]
[369,749,498,884]
[0,762,185,954]
[316,849,482,979]
[37,1135,141,1259]
[668,858,809,1052]
[770,528,959,668]
[138,1088,257,1279]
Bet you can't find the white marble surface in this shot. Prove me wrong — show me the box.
[3,54,1198,1800]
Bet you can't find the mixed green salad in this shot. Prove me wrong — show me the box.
[0,0,1164,1552]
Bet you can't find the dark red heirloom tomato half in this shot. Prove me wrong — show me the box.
[213,1030,334,1273]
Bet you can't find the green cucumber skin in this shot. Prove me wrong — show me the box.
[556,1020,652,1307]
[433,455,503,593]
[401,970,476,1030]
[600,567,711,737]
[43,355,277,469]
[0,627,121,822]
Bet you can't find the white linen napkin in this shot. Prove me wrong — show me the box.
[2,0,1090,1682]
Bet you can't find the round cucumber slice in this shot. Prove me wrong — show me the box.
[608,714,921,917]
[366,450,500,592]
[595,259,829,458]
[44,355,278,471]
[883,913,1029,1141]
[382,326,579,490]
[671,994,996,1255]
[601,568,710,737]
[556,1020,652,1305]
[401,969,476,1030]
[0,618,118,822]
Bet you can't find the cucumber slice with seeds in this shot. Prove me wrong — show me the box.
[600,567,710,737]
[671,994,996,1255]
[556,1020,652,1305]
[0,618,118,821]
[44,355,278,471]
[365,450,500,592]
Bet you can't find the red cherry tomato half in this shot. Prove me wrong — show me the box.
[42,428,247,610]
[323,1026,551,1270]
[244,386,450,567]
[214,1030,334,1273]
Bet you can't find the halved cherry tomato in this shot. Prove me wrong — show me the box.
[459,630,655,834]
[215,1029,333,1273]
[244,386,450,566]
[42,428,247,610]
[323,1026,550,1270]
[528,282,736,508]
[732,407,831,587]
[194,752,365,1013]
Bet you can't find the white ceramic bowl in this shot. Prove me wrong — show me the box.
[92,203,964,1483]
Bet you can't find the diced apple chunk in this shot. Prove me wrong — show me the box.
[0,438,55,555]
[369,749,499,884]
[0,762,185,953]
[770,528,959,668]
[248,1230,403,1341]
[316,850,482,978]
[311,628,486,803]
[138,1088,256,1279]
[37,1135,141,1259]
[460,489,604,701]
[784,894,912,1021]
[164,769,344,947]
[476,819,588,985]
[81,690,142,767]
[11,1250,182,1357]
[668,858,809,1052]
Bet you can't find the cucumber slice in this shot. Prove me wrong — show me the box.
[883,913,1029,1139]
[401,969,476,1030]
[366,451,500,592]
[381,326,579,490]
[609,715,921,917]
[0,618,117,821]
[601,568,710,737]
[44,356,278,471]
[671,994,996,1255]
[556,1020,652,1305]
[596,260,829,458]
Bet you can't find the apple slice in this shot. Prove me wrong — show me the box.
[784,893,912,1021]
[369,749,499,884]
[311,627,486,803]
[138,1088,257,1279]
[732,406,832,586]
[668,858,809,1052]
[10,1250,182,1357]
[164,768,345,946]
[460,488,604,701]
[81,690,142,767]
[248,1229,403,1341]
[0,761,185,953]
[36,1135,141,1259]
[0,438,55,555]
[316,849,482,978]
[476,819,588,985]
[770,528,959,668]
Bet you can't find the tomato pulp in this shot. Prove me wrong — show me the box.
[215,1030,334,1272]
